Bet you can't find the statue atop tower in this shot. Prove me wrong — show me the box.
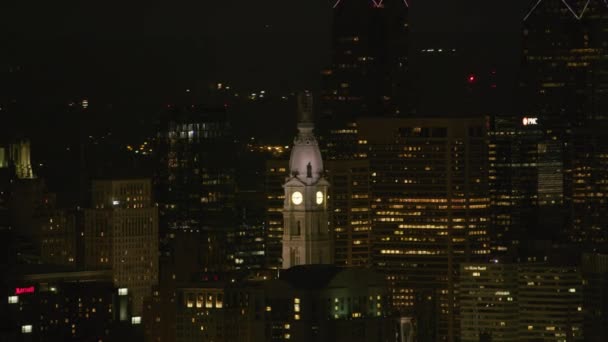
[288,92,324,184]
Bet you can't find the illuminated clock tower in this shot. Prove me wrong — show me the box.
[282,93,332,269]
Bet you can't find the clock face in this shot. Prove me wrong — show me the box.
[291,191,303,205]
[316,191,324,205]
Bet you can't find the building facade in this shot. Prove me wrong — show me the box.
[357,117,491,341]
[459,262,585,341]
[84,178,159,315]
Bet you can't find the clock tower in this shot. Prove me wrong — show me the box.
[282,93,332,269]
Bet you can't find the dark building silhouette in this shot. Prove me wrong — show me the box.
[522,0,608,126]
[156,107,236,271]
[2,269,139,341]
[321,0,410,150]
[174,265,396,342]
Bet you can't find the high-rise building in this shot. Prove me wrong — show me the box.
[518,264,584,341]
[264,159,289,269]
[325,159,372,267]
[8,178,53,262]
[487,115,568,255]
[231,190,267,270]
[40,209,78,267]
[84,178,159,315]
[156,107,236,273]
[156,106,236,232]
[459,263,519,342]
[581,253,608,342]
[282,94,332,269]
[357,117,491,341]
[521,2,608,249]
[322,0,409,120]
[459,262,585,341]
[9,140,34,179]
[569,123,608,245]
[522,0,608,126]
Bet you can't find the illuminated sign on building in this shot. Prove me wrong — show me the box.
[15,286,35,295]
[522,117,538,126]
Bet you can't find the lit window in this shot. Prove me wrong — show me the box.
[118,288,128,296]
[21,325,32,334]
[8,296,18,304]
[131,316,141,325]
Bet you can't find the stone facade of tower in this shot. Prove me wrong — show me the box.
[282,93,332,269]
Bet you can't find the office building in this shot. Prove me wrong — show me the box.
[522,0,608,126]
[320,0,410,166]
[518,264,584,341]
[156,106,236,271]
[326,159,372,267]
[264,159,289,270]
[84,178,159,315]
[569,123,608,245]
[232,190,266,270]
[40,209,78,267]
[322,0,409,124]
[581,253,608,342]
[3,269,137,341]
[358,117,491,341]
[459,263,519,342]
[487,115,568,255]
[459,262,585,341]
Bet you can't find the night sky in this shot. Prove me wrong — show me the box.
[2,1,531,139]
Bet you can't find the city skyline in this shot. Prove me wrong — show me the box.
[3,1,608,342]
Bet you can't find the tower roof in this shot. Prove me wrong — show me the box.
[288,92,324,184]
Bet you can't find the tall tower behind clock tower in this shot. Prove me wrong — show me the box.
[282,93,332,269]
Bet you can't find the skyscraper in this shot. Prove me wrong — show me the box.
[282,94,332,269]
[522,0,608,248]
[264,159,289,269]
[321,0,409,126]
[487,115,567,255]
[357,117,491,341]
[325,159,372,267]
[570,123,608,245]
[84,178,159,315]
[156,107,236,272]
[522,0,608,126]
[156,106,236,234]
